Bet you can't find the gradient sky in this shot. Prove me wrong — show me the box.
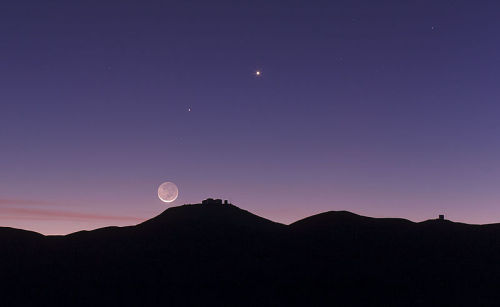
[1,1,500,234]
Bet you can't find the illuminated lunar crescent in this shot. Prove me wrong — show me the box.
[158,182,179,203]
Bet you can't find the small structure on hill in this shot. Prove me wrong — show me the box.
[438,214,444,220]
[202,198,230,205]
[202,198,222,205]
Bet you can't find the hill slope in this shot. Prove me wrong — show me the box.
[139,203,285,232]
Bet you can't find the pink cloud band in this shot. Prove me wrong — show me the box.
[0,207,144,222]
[0,199,58,206]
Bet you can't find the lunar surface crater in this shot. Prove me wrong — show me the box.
[158,182,179,203]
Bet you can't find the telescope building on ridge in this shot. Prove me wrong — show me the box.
[202,198,230,205]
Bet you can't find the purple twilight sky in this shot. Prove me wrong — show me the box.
[1,1,500,234]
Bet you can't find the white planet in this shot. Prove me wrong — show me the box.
[158,182,179,203]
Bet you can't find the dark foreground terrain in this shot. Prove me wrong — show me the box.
[2,203,500,306]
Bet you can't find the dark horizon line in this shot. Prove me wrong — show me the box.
[3,201,495,237]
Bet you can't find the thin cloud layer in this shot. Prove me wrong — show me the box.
[0,207,144,222]
[0,199,58,206]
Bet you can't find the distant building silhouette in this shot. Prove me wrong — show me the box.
[202,198,221,205]
[439,214,444,220]
[201,198,232,205]
[201,198,230,205]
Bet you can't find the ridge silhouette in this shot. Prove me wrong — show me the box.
[139,203,285,232]
[1,202,500,306]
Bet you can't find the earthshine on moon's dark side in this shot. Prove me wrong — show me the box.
[158,182,179,203]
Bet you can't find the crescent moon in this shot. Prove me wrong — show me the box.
[158,182,179,203]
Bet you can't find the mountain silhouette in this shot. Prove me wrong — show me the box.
[2,202,500,306]
[139,203,285,232]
